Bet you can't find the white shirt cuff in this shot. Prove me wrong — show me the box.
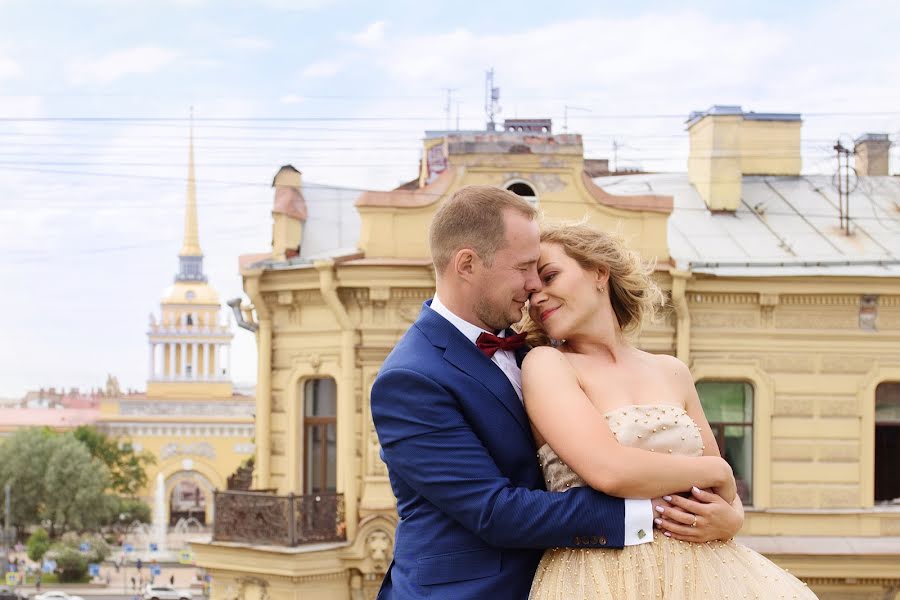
[623,498,653,546]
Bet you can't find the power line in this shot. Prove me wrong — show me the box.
[1,110,900,122]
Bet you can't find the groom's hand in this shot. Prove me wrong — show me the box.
[652,487,743,542]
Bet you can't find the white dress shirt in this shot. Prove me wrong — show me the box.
[430,295,653,546]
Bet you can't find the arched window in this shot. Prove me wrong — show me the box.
[505,180,537,205]
[186,314,193,326]
[696,381,754,504]
[875,382,900,503]
[304,378,337,495]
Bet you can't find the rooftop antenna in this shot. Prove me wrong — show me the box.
[485,68,501,131]
[832,140,859,235]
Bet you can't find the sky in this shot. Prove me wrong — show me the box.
[1,0,899,397]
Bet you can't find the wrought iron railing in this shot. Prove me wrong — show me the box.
[212,490,345,546]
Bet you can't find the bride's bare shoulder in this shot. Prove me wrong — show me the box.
[649,351,690,375]
[522,346,578,379]
[522,345,566,368]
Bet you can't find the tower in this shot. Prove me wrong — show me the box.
[146,122,234,399]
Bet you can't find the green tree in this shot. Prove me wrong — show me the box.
[26,527,51,562]
[47,544,88,583]
[72,426,156,497]
[58,532,110,564]
[114,496,152,525]
[0,428,55,527]
[43,435,116,535]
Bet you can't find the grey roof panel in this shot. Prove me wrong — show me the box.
[596,172,900,277]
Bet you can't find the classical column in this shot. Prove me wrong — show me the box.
[191,342,198,379]
[167,342,175,379]
[206,343,213,378]
[180,342,187,379]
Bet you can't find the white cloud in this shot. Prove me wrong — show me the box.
[0,53,21,81]
[253,0,336,9]
[66,46,180,85]
[227,36,274,51]
[279,94,305,104]
[370,15,789,98]
[349,20,386,47]
[302,59,343,78]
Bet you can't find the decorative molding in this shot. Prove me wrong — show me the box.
[161,441,216,460]
[119,400,254,417]
[366,421,387,477]
[293,290,321,304]
[688,292,756,305]
[365,530,392,573]
[230,576,270,600]
[390,288,433,301]
[101,423,254,438]
[879,296,900,308]
[780,295,859,306]
[276,291,293,306]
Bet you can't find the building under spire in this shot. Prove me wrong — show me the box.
[146,119,233,399]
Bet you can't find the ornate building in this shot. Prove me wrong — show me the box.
[193,112,900,600]
[98,128,255,527]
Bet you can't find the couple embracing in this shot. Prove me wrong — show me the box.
[370,185,817,599]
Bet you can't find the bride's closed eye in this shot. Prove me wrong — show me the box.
[542,272,557,284]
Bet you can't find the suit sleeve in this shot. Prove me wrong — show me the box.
[371,367,626,549]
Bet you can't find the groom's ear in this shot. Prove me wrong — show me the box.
[453,248,477,280]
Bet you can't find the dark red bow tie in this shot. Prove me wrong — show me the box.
[475,331,527,358]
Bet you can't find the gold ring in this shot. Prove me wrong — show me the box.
[691,515,697,528]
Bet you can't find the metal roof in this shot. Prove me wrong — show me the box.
[597,173,900,277]
[685,105,802,128]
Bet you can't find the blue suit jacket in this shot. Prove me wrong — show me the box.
[370,301,626,599]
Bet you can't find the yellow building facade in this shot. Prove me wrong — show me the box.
[193,115,900,600]
[99,129,254,527]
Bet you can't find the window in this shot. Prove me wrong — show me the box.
[304,378,337,495]
[506,181,537,201]
[876,382,900,504]
[696,381,753,504]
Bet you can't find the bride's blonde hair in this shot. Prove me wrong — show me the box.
[521,222,665,346]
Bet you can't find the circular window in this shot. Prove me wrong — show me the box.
[185,290,196,300]
[506,181,537,198]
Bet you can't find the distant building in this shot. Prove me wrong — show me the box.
[192,109,900,600]
[96,127,254,527]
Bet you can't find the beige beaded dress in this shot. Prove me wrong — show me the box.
[529,404,818,600]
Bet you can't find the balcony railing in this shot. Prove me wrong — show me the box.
[212,490,346,546]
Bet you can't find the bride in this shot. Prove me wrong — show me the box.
[521,223,817,599]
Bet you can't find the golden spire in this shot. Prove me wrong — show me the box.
[180,107,202,257]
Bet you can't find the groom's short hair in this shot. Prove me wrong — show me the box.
[430,185,537,274]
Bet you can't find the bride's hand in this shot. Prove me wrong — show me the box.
[653,487,744,542]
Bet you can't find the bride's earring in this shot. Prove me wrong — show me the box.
[599,286,605,294]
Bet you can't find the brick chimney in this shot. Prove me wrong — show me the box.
[687,106,802,211]
[854,133,891,176]
[271,165,307,261]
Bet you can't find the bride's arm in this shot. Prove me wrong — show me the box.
[522,346,736,502]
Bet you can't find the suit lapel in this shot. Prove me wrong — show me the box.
[415,303,531,437]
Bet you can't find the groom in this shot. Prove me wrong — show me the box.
[370,185,742,599]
